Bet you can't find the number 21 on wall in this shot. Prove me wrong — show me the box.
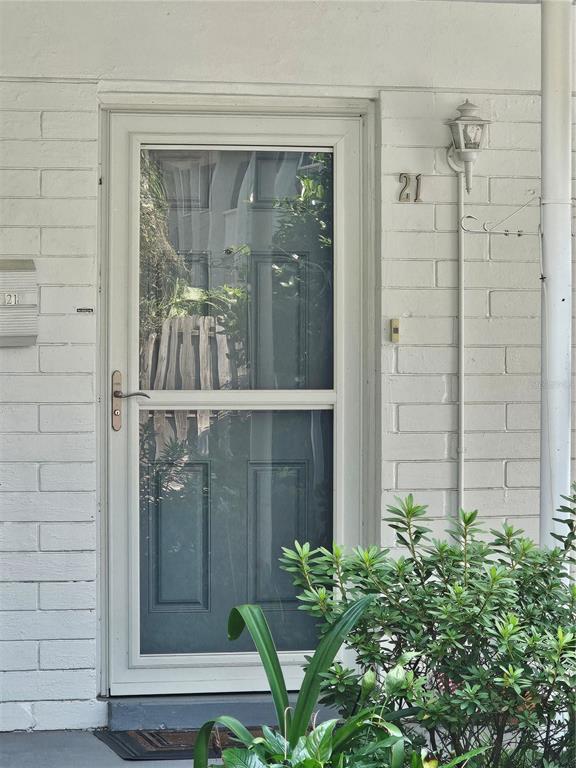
[398,173,422,203]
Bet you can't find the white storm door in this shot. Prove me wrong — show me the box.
[106,111,362,695]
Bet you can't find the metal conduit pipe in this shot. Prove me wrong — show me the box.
[457,171,465,514]
[539,0,573,546]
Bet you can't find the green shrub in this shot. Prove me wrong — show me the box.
[280,490,576,766]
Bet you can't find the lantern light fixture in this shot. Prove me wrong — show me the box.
[446,100,490,193]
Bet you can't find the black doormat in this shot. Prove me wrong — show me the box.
[95,727,263,761]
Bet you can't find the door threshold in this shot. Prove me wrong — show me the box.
[107,693,335,731]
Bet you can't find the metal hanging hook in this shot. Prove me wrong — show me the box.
[459,194,541,236]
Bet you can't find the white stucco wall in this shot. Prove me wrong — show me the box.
[0,0,573,732]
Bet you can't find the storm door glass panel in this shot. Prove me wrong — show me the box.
[139,409,333,654]
[139,149,333,390]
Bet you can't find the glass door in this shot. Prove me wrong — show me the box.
[139,147,334,654]
[107,113,362,694]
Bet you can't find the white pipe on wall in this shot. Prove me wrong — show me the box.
[457,171,465,513]
[540,0,573,547]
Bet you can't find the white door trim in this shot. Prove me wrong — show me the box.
[98,100,379,697]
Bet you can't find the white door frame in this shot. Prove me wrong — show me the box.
[98,99,379,697]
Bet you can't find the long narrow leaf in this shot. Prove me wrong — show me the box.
[194,715,255,768]
[332,707,411,755]
[389,735,405,768]
[331,707,376,754]
[290,595,374,746]
[228,604,291,735]
[440,746,490,768]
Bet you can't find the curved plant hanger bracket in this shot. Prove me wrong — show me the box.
[459,193,541,237]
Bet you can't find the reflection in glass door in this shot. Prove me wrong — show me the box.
[140,149,333,391]
[139,409,332,654]
[138,148,335,655]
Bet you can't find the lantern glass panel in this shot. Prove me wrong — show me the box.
[463,123,483,150]
[450,123,462,149]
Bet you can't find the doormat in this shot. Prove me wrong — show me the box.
[95,727,263,761]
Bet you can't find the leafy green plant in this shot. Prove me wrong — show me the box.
[194,596,411,768]
[214,716,407,768]
[281,489,576,766]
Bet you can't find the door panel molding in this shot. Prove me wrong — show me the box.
[247,461,307,607]
[145,461,210,613]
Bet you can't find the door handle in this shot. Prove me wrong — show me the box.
[111,370,150,431]
[113,390,151,400]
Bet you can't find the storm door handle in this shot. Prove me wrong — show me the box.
[111,370,151,431]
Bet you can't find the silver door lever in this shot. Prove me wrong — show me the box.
[113,390,151,399]
[111,371,151,432]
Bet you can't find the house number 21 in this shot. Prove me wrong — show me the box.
[398,173,422,202]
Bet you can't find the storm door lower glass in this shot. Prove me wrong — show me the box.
[139,409,333,654]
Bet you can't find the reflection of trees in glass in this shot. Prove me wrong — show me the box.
[139,150,333,391]
[140,153,252,392]
[140,152,249,353]
[139,411,245,505]
[140,151,180,340]
[273,153,333,253]
[271,153,334,385]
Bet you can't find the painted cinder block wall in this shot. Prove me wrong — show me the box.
[0,0,573,732]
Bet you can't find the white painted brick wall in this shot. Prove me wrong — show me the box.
[0,641,38,671]
[0,169,40,197]
[39,404,95,431]
[0,491,95,522]
[0,554,95,582]
[0,610,95,641]
[1,670,97,701]
[0,70,574,735]
[0,703,35,731]
[380,87,574,557]
[0,523,38,551]
[39,462,96,491]
[41,169,97,198]
[0,112,41,139]
[0,463,38,491]
[0,404,38,432]
[39,347,95,374]
[39,523,96,552]
[32,700,107,730]
[0,583,38,611]
[0,227,40,254]
[39,639,95,669]
[39,582,96,610]
[0,79,99,731]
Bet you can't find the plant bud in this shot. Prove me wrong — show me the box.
[360,669,376,701]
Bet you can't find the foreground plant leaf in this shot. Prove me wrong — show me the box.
[193,715,256,768]
[228,604,290,736]
[290,595,374,746]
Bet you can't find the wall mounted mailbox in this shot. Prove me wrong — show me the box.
[0,259,38,347]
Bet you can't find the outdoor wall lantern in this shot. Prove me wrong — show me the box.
[446,99,490,193]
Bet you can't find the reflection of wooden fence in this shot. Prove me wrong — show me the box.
[140,315,246,453]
